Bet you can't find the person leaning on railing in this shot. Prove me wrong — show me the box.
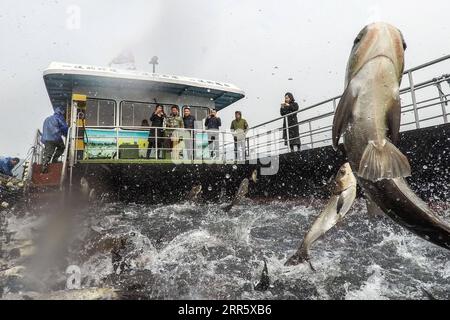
[40,106,69,174]
[205,109,222,159]
[165,105,184,160]
[280,92,301,152]
[148,105,166,159]
[230,111,249,161]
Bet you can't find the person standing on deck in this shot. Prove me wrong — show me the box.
[183,106,196,161]
[165,105,184,160]
[281,92,301,152]
[230,111,249,161]
[0,157,20,177]
[205,109,222,159]
[148,105,166,159]
[41,106,69,174]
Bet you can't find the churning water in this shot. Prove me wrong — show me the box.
[1,198,449,300]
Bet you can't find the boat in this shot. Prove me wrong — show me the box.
[28,62,255,203]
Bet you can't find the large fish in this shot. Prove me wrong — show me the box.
[332,22,450,250]
[285,163,357,266]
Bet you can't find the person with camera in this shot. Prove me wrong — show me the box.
[281,92,301,152]
[148,104,166,159]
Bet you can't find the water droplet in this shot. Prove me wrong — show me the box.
[225,174,231,179]
[423,165,428,170]
[208,185,213,191]
[232,165,237,170]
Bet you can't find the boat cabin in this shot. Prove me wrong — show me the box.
[43,62,245,164]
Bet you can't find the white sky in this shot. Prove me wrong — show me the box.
[1,0,450,157]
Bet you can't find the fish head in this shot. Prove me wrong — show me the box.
[334,162,357,193]
[346,22,407,86]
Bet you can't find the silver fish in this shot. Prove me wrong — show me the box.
[224,178,249,212]
[285,163,357,266]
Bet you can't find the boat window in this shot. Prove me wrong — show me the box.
[85,99,116,127]
[120,101,153,126]
[120,101,180,126]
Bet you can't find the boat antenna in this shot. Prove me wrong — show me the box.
[150,56,159,73]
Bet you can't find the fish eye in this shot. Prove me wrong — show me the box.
[402,40,407,50]
[353,27,367,47]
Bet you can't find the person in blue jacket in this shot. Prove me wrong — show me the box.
[0,157,20,177]
[41,106,69,173]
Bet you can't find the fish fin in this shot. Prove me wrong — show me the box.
[365,196,384,217]
[387,98,401,145]
[332,86,357,150]
[358,140,411,181]
[284,247,309,266]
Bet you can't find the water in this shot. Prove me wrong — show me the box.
[1,199,449,300]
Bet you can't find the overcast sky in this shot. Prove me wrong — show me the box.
[1,0,450,157]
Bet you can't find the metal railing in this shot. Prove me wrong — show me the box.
[75,125,245,164]
[245,55,450,160]
[31,130,45,165]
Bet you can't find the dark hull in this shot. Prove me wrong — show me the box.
[71,162,258,204]
[253,123,450,201]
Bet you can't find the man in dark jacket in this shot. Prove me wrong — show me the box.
[183,107,196,160]
[148,105,166,159]
[281,92,301,152]
[41,106,69,173]
[0,157,20,177]
[205,109,222,159]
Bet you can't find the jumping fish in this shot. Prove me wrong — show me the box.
[285,163,357,266]
[254,260,270,292]
[223,178,249,212]
[187,184,202,202]
[332,22,450,250]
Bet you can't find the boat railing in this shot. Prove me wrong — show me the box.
[244,54,450,160]
[75,125,244,164]
[31,129,45,165]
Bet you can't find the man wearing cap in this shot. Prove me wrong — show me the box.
[40,106,69,174]
[230,111,249,161]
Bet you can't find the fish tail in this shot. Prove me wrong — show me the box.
[358,140,411,181]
